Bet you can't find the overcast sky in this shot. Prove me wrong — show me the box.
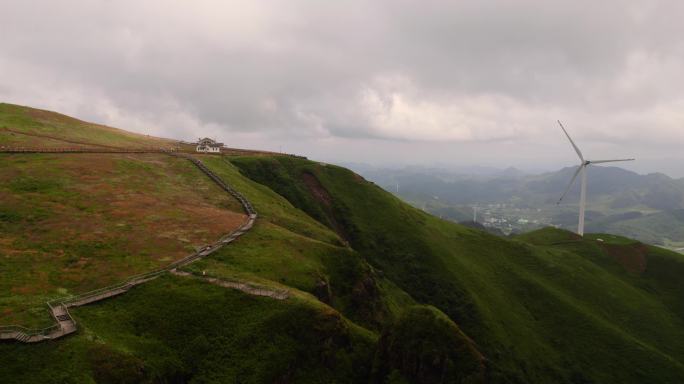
[1,1,683,176]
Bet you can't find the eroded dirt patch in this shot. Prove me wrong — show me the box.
[302,171,333,207]
[301,171,348,242]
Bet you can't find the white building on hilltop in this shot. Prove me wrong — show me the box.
[196,138,223,153]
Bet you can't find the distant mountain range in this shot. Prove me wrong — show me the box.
[351,164,684,248]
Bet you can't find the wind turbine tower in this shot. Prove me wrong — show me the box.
[556,121,634,236]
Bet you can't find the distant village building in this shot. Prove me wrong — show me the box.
[196,137,223,153]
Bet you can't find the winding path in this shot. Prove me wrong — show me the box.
[0,150,278,343]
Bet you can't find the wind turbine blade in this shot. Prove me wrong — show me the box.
[558,120,584,162]
[589,158,635,164]
[558,165,583,204]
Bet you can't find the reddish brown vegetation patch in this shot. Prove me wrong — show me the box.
[2,128,123,149]
[0,153,246,324]
[601,243,648,274]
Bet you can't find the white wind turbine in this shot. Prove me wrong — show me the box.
[556,121,634,236]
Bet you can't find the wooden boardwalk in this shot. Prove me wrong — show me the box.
[0,150,269,343]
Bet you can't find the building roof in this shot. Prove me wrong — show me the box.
[196,137,224,147]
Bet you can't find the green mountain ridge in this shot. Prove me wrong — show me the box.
[230,155,684,383]
[1,103,684,383]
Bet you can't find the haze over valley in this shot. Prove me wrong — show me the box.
[354,163,684,251]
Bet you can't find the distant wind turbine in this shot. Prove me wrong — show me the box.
[556,121,635,236]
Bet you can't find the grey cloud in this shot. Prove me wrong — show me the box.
[1,0,683,174]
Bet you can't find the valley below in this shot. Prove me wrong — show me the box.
[353,164,684,253]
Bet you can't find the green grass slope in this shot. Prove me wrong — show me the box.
[188,156,416,330]
[0,275,376,383]
[230,155,684,383]
[0,152,246,328]
[0,103,174,149]
[0,106,418,384]
[372,305,486,383]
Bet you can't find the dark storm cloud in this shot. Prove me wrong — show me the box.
[1,1,683,174]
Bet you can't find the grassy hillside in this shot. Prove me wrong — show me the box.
[2,104,684,383]
[186,156,416,330]
[372,305,485,383]
[0,153,246,327]
[0,103,174,149]
[231,155,684,383]
[0,104,420,383]
[0,275,376,383]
